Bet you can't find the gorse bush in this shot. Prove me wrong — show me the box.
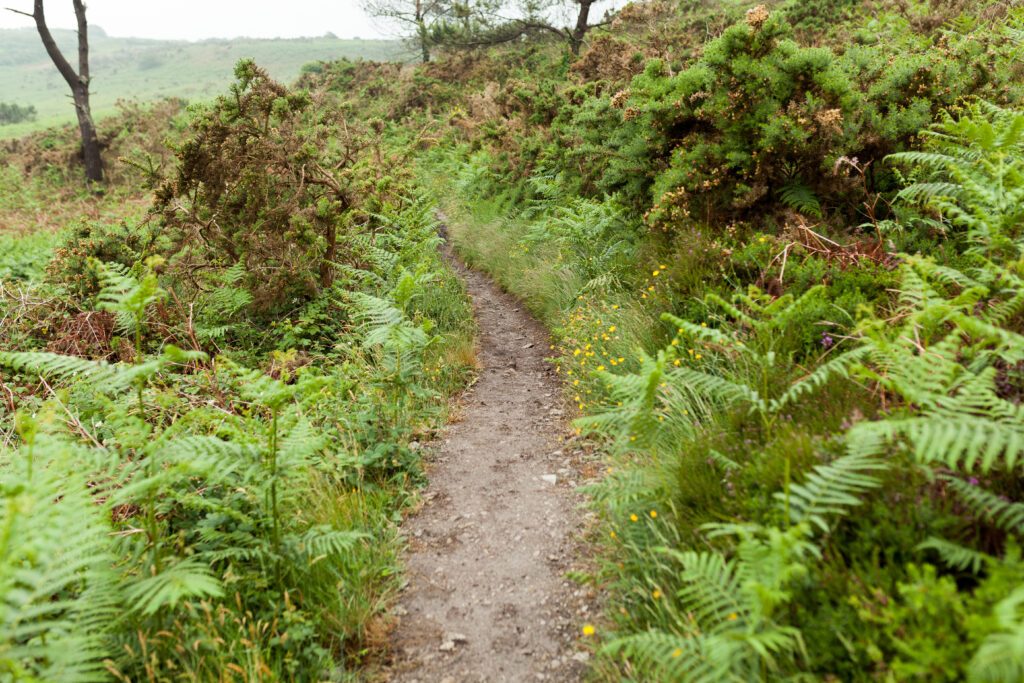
[151,60,404,314]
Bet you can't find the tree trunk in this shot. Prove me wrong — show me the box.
[27,0,103,183]
[570,0,594,56]
[416,0,430,63]
[73,87,102,183]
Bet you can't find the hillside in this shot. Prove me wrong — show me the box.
[0,27,404,137]
[2,0,1024,681]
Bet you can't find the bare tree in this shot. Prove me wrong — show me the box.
[7,0,103,183]
[362,0,453,63]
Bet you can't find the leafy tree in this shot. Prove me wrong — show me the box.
[438,0,617,55]
[0,102,37,125]
[361,0,454,62]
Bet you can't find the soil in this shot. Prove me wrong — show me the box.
[386,244,594,682]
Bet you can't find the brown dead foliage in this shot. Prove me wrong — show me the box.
[765,215,899,290]
[571,35,651,84]
[1,98,185,189]
[46,310,118,360]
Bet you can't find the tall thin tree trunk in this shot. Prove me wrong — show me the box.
[416,0,430,63]
[570,0,594,56]
[23,0,103,183]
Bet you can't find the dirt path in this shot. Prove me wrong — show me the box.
[387,245,590,682]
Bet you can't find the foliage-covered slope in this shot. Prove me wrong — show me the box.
[3,0,1024,679]
[0,62,476,679]
[297,0,1023,679]
[0,27,403,138]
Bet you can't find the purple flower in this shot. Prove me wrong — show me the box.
[969,477,979,486]
[821,333,834,349]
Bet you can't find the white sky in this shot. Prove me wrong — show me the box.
[0,1,387,41]
[0,1,627,41]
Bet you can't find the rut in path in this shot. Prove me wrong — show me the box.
[387,245,590,682]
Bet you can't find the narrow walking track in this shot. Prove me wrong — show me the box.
[387,243,590,682]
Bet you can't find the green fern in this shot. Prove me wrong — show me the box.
[889,101,1024,258]
[945,476,1024,533]
[778,180,823,218]
[969,586,1024,683]
[94,258,166,339]
[349,290,436,383]
[917,537,991,574]
[0,426,120,681]
[780,453,887,533]
[124,559,224,617]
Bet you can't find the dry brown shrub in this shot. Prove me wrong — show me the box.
[468,82,504,123]
[1,98,185,188]
[746,4,770,30]
[571,35,650,84]
[46,311,118,360]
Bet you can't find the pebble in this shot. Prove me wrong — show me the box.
[540,474,558,485]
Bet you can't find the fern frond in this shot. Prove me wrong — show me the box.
[667,365,767,414]
[968,587,1024,683]
[780,453,887,533]
[917,537,990,573]
[773,347,871,409]
[851,416,1024,472]
[944,476,1024,533]
[124,559,224,616]
[0,351,119,386]
[603,630,727,683]
[779,181,823,218]
[293,526,366,560]
[0,434,120,681]
[665,549,745,629]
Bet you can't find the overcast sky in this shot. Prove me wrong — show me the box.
[0,1,627,41]
[0,1,387,40]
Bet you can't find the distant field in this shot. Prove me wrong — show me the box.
[0,27,406,138]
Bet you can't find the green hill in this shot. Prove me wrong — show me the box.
[0,27,405,138]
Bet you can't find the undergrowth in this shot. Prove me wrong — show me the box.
[0,66,475,681]
[4,0,1024,679]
